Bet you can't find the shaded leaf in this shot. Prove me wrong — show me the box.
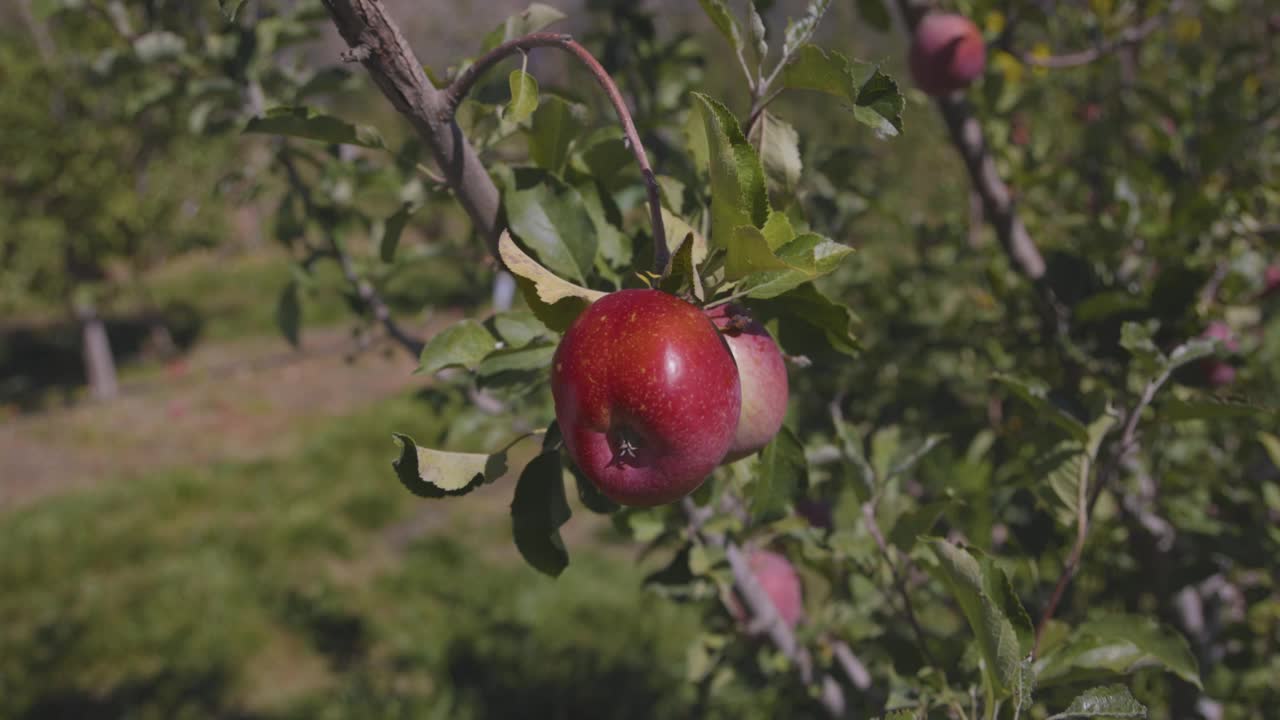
[857,0,892,31]
[378,202,416,262]
[498,231,605,332]
[243,106,385,148]
[752,427,807,520]
[392,433,509,499]
[993,374,1088,442]
[511,452,572,576]
[418,319,498,374]
[751,282,859,356]
[748,110,802,198]
[488,310,551,349]
[477,343,556,378]
[781,45,902,135]
[1035,614,1201,689]
[529,96,582,174]
[726,225,789,280]
[219,0,248,21]
[1047,685,1147,720]
[698,0,743,53]
[570,461,620,514]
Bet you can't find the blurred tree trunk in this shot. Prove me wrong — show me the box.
[76,300,119,401]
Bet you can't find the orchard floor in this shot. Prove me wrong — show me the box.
[0,321,732,720]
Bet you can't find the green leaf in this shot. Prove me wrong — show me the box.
[1119,321,1163,377]
[698,0,743,53]
[1047,685,1147,720]
[1164,337,1218,372]
[276,281,301,348]
[748,110,802,199]
[926,539,1022,695]
[993,374,1089,442]
[482,3,568,50]
[506,69,539,124]
[738,233,855,298]
[1158,397,1277,423]
[488,310,551,349]
[529,96,582,175]
[856,0,892,31]
[782,0,832,58]
[133,31,186,63]
[1035,614,1201,689]
[751,427,807,520]
[660,231,706,301]
[417,319,498,374]
[503,169,597,283]
[477,343,556,378]
[889,434,948,478]
[510,452,572,576]
[781,45,902,136]
[690,93,771,253]
[378,202,416,262]
[761,211,797,250]
[498,231,605,333]
[219,0,248,21]
[243,106,385,149]
[726,225,789,280]
[1012,654,1036,720]
[887,500,955,551]
[392,433,510,499]
[752,282,859,356]
[1259,432,1280,469]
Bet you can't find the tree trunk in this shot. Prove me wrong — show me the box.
[77,301,119,401]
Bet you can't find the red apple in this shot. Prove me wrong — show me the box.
[1201,321,1239,388]
[729,549,804,629]
[909,13,987,97]
[705,304,789,462]
[551,289,742,506]
[1262,265,1280,297]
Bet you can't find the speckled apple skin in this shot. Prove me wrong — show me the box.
[551,290,742,507]
[706,304,789,462]
[909,13,986,96]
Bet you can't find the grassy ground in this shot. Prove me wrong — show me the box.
[0,389,711,720]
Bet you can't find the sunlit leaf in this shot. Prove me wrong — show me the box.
[417,319,498,375]
[391,433,510,499]
[1046,685,1147,720]
[506,69,539,124]
[498,231,604,332]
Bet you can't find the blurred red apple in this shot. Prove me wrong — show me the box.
[1262,265,1280,297]
[705,304,789,462]
[729,549,804,630]
[909,13,986,96]
[551,289,741,506]
[1201,321,1239,388]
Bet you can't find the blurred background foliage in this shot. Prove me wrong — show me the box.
[0,0,1277,718]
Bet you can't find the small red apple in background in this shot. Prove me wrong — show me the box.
[552,289,741,507]
[909,13,986,97]
[1262,265,1280,298]
[1078,102,1104,124]
[705,304,789,462]
[728,549,804,630]
[1201,321,1240,388]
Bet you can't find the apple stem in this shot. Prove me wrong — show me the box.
[444,32,669,277]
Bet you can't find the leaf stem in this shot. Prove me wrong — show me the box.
[444,32,668,276]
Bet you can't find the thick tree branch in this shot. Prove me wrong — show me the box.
[893,0,1045,283]
[681,498,847,717]
[321,0,502,260]
[443,32,668,275]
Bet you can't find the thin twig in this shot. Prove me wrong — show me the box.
[1022,5,1180,69]
[680,497,847,717]
[862,500,937,667]
[443,32,668,275]
[277,149,425,357]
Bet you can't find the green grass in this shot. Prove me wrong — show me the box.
[0,390,709,720]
